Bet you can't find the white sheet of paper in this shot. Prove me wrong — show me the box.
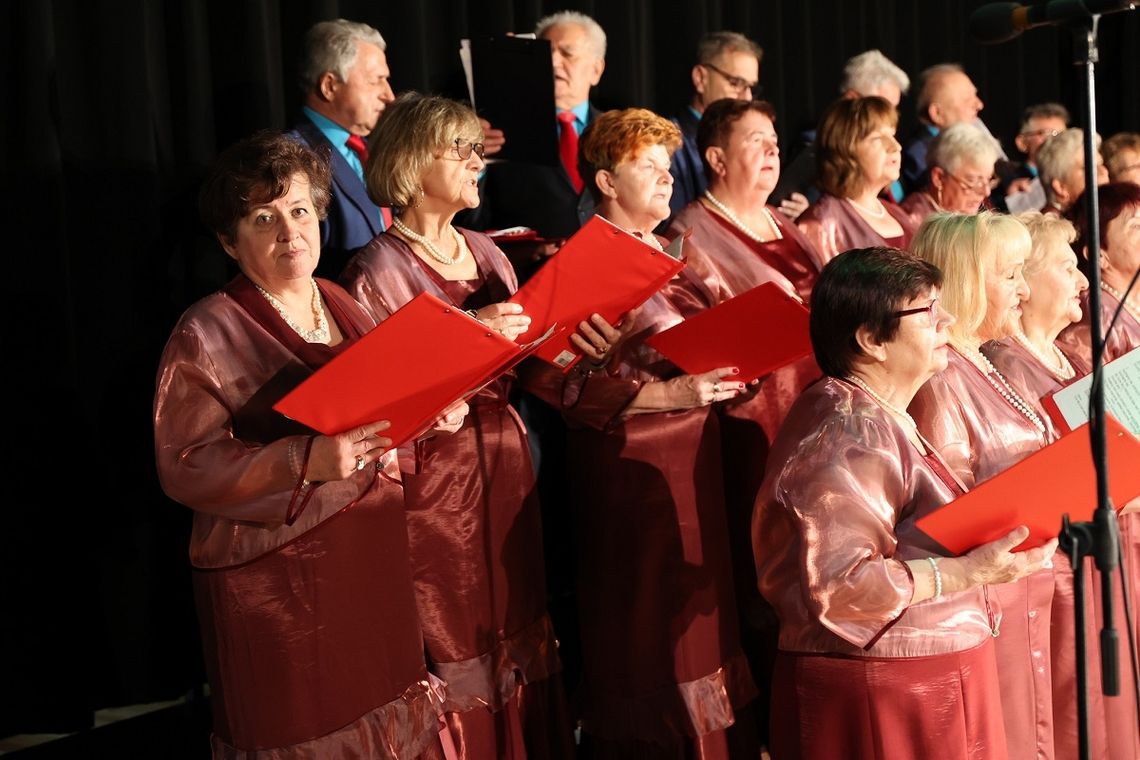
[1048,347,1140,436]
[1005,177,1047,215]
[459,39,475,108]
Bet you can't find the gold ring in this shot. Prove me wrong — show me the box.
[713,383,721,393]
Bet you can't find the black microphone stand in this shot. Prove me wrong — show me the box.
[1054,13,1122,760]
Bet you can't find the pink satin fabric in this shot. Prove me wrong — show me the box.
[899,189,941,229]
[342,230,573,759]
[910,348,1055,760]
[754,377,1007,758]
[1058,285,1140,365]
[519,279,758,755]
[795,193,918,266]
[769,642,1008,760]
[666,201,820,303]
[154,276,443,756]
[985,336,1140,759]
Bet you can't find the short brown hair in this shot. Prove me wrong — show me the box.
[579,108,682,203]
[810,246,942,378]
[697,99,778,178]
[199,130,331,242]
[816,96,898,198]
[364,91,482,209]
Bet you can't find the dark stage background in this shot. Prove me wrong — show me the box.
[4,0,1136,744]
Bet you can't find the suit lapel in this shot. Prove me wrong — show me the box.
[296,119,384,237]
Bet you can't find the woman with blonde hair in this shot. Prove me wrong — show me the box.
[909,211,1059,760]
[342,92,574,758]
[796,96,917,265]
[524,107,759,757]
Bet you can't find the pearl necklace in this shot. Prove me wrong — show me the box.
[845,375,918,431]
[1012,331,1075,381]
[1102,282,1139,319]
[392,217,467,265]
[846,195,888,219]
[631,230,664,250]
[703,191,783,243]
[956,344,1048,434]
[255,278,330,344]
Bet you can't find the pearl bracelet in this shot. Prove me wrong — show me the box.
[927,557,942,598]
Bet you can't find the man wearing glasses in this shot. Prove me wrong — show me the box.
[667,31,770,222]
[996,103,1070,213]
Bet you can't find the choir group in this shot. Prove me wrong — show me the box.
[153,11,1140,760]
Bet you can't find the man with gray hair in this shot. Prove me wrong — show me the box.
[289,18,394,279]
[475,10,608,278]
[771,49,910,210]
[901,63,990,194]
[667,31,769,220]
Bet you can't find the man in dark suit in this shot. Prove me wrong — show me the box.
[474,10,607,280]
[901,64,986,195]
[667,31,771,223]
[289,19,394,280]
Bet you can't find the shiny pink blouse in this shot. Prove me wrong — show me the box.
[754,377,997,659]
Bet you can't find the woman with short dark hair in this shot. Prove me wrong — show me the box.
[755,246,1054,760]
[156,131,458,758]
[797,96,917,264]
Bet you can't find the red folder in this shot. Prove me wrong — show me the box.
[508,215,685,371]
[916,415,1140,554]
[645,282,812,381]
[273,292,550,448]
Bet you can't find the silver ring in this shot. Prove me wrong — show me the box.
[355,455,366,471]
[713,383,721,393]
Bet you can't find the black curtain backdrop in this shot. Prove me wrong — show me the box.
[5,0,1136,738]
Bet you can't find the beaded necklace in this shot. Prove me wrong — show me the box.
[255,278,330,344]
[845,195,887,219]
[844,375,918,431]
[1012,331,1075,381]
[703,191,783,243]
[1102,282,1139,320]
[393,217,467,265]
[956,343,1048,434]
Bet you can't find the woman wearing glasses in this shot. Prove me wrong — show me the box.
[342,93,574,758]
[754,246,1053,760]
[909,212,1061,760]
[900,122,1000,225]
[796,96,917,266]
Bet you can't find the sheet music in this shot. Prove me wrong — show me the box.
[1049,347,1140,435]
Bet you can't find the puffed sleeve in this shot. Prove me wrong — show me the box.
[760,414,916,648]
[154,326,300,524]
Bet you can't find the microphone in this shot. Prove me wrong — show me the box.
[970,0,1136,44]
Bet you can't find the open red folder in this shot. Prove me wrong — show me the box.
[916,415,1140,554]
[1041,347,1140,435]
[509,215,685,371]
[645,282,812,382]
[273,292,552,448]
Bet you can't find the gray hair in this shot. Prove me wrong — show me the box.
[536,10,606,59]
[928,122,999,176]
[1037,128,1100,205]
[841,50,910,96]
[1019,102,1070,133]
[916,63,964,120]
[696,31,763,65]
[298,19,386,93]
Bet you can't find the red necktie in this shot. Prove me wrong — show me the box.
[346,134,393,229]
[557,111,584,193]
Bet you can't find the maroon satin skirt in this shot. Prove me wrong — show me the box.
[769,641,1007,760]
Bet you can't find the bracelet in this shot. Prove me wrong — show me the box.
[927,556,942,598]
